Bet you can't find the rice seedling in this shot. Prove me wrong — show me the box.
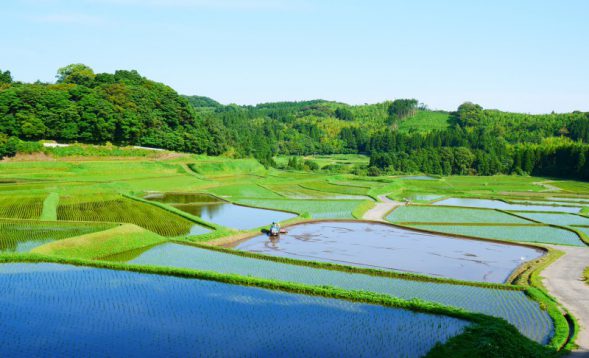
[114,242,554,344]
[57,194,201,236]
[407,224,585,246]
[0,219,114,253]
[388,206,531,224]
[0,195,45,219]
[299,180,371,196]
[235,198,363,219]
[512,212,589,226]
[0,262,470,357]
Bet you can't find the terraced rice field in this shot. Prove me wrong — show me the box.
[407,224,585,246]
[0,263,470,357]
[0,195,45,219]
[111,243,553,343]
[512,212,589,226]
[0,219,114,252]
[234,198,363,219]
[574,227,589,237]
[388,206,531,224]
[207,184,282,199]
[57,195,205,236]
[233,221,544,283]
[434,198,582,213]
[299,181,371,196]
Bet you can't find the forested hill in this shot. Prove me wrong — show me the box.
[2,65,589,180]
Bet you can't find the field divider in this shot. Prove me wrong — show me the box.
[499,210,589,246]
[394,222,547,227]
[181,233,526,291]
[122,193,223,231]
[40,192,59,221]
[0,251,560,356]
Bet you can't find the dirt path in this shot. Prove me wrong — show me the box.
[362,195,404,222]
[542,245,589,355]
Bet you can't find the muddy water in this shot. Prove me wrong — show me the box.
[232,221,544,283]
[146,192,296,230]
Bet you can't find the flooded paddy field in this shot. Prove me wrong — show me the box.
[110,242,553,343]
[434,198,582,213]
[147,192,296,229]
[0,263,469,357]
[231,221,544,283]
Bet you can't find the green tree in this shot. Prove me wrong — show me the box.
[56,64,96,86]
[0,70,12,84]
[454,102,483,127]
[387,99,418,120]
[334,107,354,121]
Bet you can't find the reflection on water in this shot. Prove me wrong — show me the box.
[175,203,295,230]
[145,192,296,229]
[233,221,544,283]
[146,192,222,204]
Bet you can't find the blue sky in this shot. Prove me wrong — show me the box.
[2,0,588,113]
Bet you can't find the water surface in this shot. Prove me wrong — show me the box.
[146,192,296,229]
[434,198,581,213]
[112,242,552,343]
[232,221,544,283]
[0,263,468,357]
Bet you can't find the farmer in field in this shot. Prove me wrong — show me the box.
[270,222,281,236]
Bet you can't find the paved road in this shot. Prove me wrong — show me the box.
[362,195,404,221]
[542,245,589,355]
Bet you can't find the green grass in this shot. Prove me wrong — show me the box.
[207,183,282,199]
[407,224,585,246]
[57,195,198,236]
[352,200,376,219]
[299,180,371,196]
[40,192,59,220]
[188,158,266,176]
[0,195,45,219]
[397,110,451,132]
[388,206,532,224]
[584,266,589,285]
[0,219,114,253]
[31,224,168,259]
[234,198,363,219]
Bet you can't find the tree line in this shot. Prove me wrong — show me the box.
[1,64,589,180]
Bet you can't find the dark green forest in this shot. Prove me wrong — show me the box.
[1,64,589,180]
